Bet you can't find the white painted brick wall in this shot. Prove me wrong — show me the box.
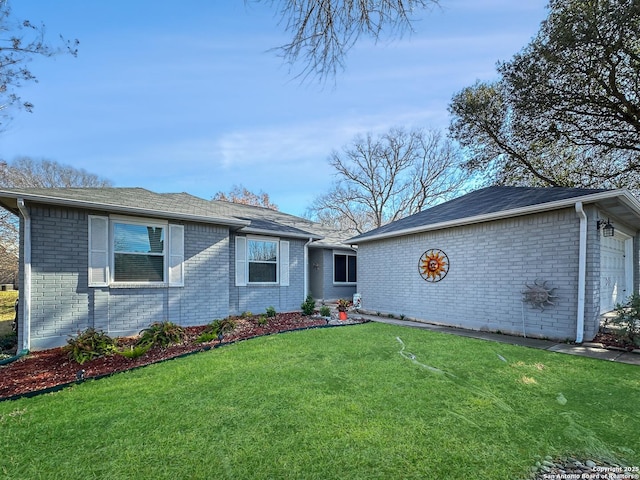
[23,205,232,349]
[357,207,602,341]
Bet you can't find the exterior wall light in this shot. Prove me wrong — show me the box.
[596,218,615,237]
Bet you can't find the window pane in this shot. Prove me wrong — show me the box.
[334,255,347,282]
[114,223,164,254]
[248,240,277,262]
[249,262,277,282]
[348,255,357,283]
[115,254,164,282]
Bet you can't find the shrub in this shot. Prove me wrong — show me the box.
[608,294,640,347]
[0,332,17,353]
[301,295,316,316]
[256,315,268,326]
[319,305,331,317]
[118,344,151,359]
[196,331,219,343]
[64,328,118,365]
[136,321,186,349]
[197,318,237,343]
[266,306,277,318]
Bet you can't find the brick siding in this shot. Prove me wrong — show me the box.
[357,207,602,341]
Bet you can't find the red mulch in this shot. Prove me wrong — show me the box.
[0,313,333,401]
[592,331,638,351]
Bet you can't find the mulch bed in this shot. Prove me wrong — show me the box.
[1,316,635,402]
[591,331,639,351]
[0,313,346,401]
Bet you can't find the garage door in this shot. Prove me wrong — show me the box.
[600,232,631,313]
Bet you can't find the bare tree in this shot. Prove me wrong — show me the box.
[307,127,467,233]
[213,184,279,210]
[0,157,111,188]
[254,0,438,80]
[0,0,79,131]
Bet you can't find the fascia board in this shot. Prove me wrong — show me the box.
[0,191,250,227]
[239,226,322,240]
[351,189,638,244]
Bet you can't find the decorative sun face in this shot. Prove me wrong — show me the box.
[419,249,449,282]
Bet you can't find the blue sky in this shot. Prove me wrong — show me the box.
[1,0,548,216]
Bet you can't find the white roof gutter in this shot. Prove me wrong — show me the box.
[575,202,587,344]
[16,199,31,351]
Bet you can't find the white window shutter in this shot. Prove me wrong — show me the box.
[280,240,289,286]
[88,215,109,287]
[168,224,184,287]
[235,236,247,286]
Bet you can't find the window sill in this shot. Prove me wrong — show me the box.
[109,283,177,289]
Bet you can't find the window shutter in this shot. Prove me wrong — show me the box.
[280,240,289,286]
[168,224,184,287]
[235,236,247,286]
[88,215,109,287]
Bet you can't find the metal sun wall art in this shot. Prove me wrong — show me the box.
[522,279,558,310]
[419,249,449,283]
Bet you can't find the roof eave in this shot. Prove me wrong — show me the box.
[351,189,639,244]
[239,226,322,240]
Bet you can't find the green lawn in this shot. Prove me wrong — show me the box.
[0,290,17,337]
[1,322,638,479]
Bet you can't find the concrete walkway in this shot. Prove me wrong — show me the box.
[353,313,640,366]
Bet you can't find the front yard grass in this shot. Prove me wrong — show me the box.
[1,322,638,479]
[0,290,17,337]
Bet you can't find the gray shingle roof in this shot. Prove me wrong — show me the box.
[349,186,614,243]
[0,187,356,247]
[0,187,249,226]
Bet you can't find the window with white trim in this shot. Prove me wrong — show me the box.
[88,215,184,287]
[113,221,165,282]
[235,236,289,286]
[334,252,357,284]
[248,238,278,283]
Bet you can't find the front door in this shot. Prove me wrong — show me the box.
[600,231,632,313]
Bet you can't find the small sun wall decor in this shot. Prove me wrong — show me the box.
[418,249,449,283]
[522,279,558,310]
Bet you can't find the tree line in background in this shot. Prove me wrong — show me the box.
[1,0,639,279]
[0,158,112,284]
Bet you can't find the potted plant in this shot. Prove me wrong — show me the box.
[337,299,351,321]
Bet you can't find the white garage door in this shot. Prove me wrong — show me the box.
[600,232,632,313]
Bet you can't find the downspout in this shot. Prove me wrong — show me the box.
[17,199,31,351]
[575,202,587,344]
[303,237,313,299]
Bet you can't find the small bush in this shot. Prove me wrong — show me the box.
[0,332,17,353]
[240,311,253,318]
[196,331,219,343]
[137,321,186,349]
[199,318,237,338]
[256,315,268,326]
[319,305,331,317]
[197,318,237,343]
[266,306,277,318]
[118,344,151,359]
[301,295,316,316]
[64,328,118,365]
[608,294,640,347]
